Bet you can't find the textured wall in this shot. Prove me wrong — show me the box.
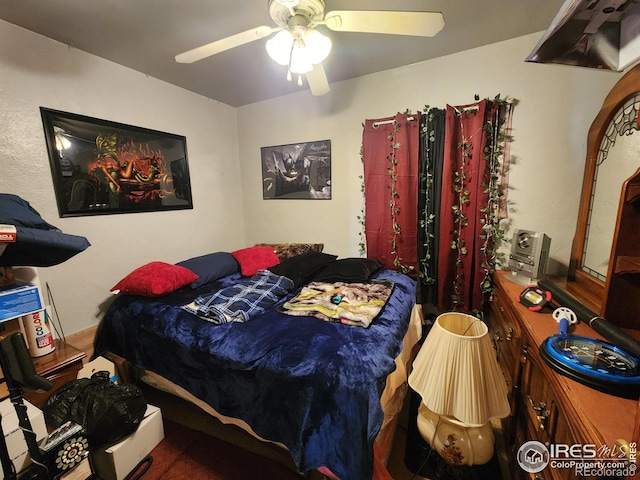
[0,21,628,334]
[237,33,622,272]
[0,21,246,334]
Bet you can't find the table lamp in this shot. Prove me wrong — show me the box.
[408,312,510,466]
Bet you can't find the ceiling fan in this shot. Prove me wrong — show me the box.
[175,0,445,96]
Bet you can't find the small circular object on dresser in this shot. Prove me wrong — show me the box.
[540,334,640,399]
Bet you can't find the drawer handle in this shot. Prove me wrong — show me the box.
[491,332,501,362]
[529,397,550,431]
[506,327,514,342]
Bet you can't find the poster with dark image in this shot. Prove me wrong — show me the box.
[41,107,193,217]
[261,140,331,199]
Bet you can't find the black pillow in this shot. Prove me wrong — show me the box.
[311,258,384,283]
[269,251,337,289]
[176,252,239,289]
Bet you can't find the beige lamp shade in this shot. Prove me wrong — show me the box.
[408,312,510,427]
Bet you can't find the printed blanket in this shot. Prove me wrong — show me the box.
[183,270,294,324]
[281,279,394,327]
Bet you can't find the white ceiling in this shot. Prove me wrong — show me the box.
[0,0,564,107]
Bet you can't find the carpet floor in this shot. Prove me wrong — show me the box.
[133,419,303,480]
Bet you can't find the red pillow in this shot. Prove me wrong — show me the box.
[111,261,199,297]
[231,246,280,277]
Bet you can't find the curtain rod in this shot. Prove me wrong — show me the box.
[372,116,416,128]
[452,105,480,115]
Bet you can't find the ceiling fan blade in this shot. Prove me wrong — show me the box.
[324,11,445,37]
[307,63,330,96]
[175,26,277,64]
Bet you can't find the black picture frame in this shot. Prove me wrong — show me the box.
[261,139,331,199]
[40,107,193,217]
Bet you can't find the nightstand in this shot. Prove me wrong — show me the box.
[22,339,87,408]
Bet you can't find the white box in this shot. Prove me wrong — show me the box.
[90,405,164,480]
[77,356,117,383]
[0,398,47,479]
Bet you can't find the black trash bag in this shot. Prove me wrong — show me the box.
[42,371,147,446]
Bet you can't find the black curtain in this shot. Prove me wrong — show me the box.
[417,108,445,305]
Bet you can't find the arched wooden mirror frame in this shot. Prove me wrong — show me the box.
[567,63,640,312]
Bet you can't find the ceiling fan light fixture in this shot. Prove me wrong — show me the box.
[276,0,301,12]
[266,29,294,65]
[289,39,313,74]
[176,0,445,99]
[303,28,331,64]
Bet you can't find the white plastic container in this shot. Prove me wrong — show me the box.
[20,309,55,357]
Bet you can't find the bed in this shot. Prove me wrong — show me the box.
[94,246,422,480]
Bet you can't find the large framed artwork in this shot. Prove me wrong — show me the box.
[261,139,331,199]
[40,107,193,217]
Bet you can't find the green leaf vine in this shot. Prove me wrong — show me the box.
[450,108,474,310]
[358,142,366,256]
[449,94,513,314]
[418,105,436,287]
[359,114,415,274]
[478,95,512,300]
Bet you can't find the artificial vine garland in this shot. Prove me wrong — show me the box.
[359,114,415,274]
[417,106,437,290]
[449,106,474,309]
[359,96,513,312]
[478,96,512,299]
[386,119,414,274]
[449,94,512,314]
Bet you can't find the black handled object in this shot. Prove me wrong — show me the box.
[537,279,640,360]
[0,333,54,392]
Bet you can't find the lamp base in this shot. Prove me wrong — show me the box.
[417,404,495,466]
[405,389,503,479]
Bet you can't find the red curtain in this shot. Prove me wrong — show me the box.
[362,113,420,273]
[437,100,497,313]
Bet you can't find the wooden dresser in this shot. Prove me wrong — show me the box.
[489,270,639,480]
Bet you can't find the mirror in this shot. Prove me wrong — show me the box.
[583,95,640,280]
[568,64,640,313]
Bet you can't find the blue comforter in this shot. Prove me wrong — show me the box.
[94,269,417,480]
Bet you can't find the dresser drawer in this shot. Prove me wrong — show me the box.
[520,345,556,445]
[490,290,522,393]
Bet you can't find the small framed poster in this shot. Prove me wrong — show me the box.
[261,139,331,199]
